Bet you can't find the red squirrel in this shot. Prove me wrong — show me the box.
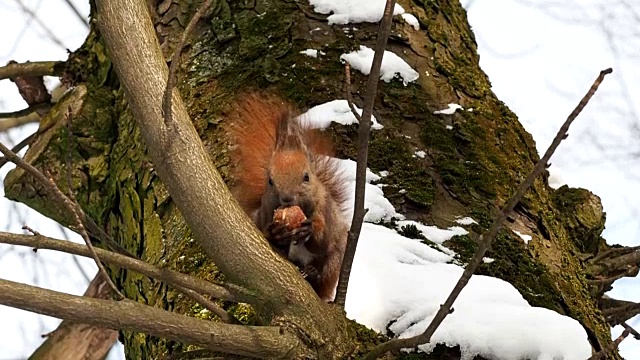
[227,93,348,302]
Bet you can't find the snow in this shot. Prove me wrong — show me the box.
[414,150,426,158]
[334,158,400,223]
[455,217,478,225]
[298,110,592,360]
[308,0,405,25]
[434,103,464,115]
[344,223,592,360]
[297,99,384,130]
[299,49,324,58]
[396,220,468,244]
[514,230,533,244]
[340,45,420,86]
[401,13,420,30]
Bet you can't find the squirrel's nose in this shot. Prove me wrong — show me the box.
[280,195,295,207]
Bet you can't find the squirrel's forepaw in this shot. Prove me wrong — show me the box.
[300,264,320,283]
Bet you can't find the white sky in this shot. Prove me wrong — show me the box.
[0,0,638,359]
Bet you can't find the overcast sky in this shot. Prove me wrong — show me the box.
[0,0,638,359]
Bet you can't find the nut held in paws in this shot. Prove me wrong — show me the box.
[273,206,307,230]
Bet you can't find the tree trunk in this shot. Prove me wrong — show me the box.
[3,0,624,358]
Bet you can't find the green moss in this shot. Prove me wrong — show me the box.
[487,232,562,311]
[347,320,389,358]
[367,137,435,208]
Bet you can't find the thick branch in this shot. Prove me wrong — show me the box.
[0,61,64,81]
[335,0,396,308]
[0,278,297,359]
[0,231,241,302]
[95,0,328,317]
[364,68,613,359]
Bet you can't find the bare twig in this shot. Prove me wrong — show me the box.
[0,61,63,81]
[0,231,243,302]
[344,63,362,122]
[163,0,213,127]
[587,329,629,360]
[0,135,125,298]
[172,283,237,324]
[45,167,125,299]
[12,0,68,49]
[621,321,640,340]
[334,0,396,307]
[22,225,41,236]
[0,278,298,359]
[0,103,51,120]
[61,0,89,28]
[0,111,40,132]
[0,132,36,169]
[363,68,613,359]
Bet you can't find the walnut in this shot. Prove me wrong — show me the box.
[273,206,307,230]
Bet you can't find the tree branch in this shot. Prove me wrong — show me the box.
[0,137,125,299]
[587,329,629,360]
[96,0,327,316]
[334,0,396,307]
[344,63,362,122]
[0,103,51,120]
[364,68,613,359]
[0,278,298,359]
[0,132,35,169]
[28,272,118,360]
[0,61,64,81]
[0,231,242,302]
[96,0,351,355]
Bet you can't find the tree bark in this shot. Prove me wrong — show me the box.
[2,0,626,358]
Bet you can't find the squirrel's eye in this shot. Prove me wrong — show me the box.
[303,172,310,182]
[268,177,273,186]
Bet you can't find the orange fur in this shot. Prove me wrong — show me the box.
[226,93,348,301]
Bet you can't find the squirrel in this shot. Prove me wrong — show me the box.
[226,93,348,302]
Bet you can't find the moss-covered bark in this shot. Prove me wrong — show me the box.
[3,0,627,358]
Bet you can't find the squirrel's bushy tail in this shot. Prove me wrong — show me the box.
[226,93,348,217]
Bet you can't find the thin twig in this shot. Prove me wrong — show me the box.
[45,170,125,300]
[22,225,41,236]
[621,321,640,340]
[172,283,238,324]
[0,111,40,132]
[344,63,362,122]
[0,103,51,120]
[334,0,396,307]
[363,67,613,359]
[0,231,244,302]
[0,132,34,168]
[45,109,127,299]
[0,61,63,81]
[587,329,629,360]
[61,0,89,28]
[163,0,213,127]
[0,134,125,298]
[12,0,68,49]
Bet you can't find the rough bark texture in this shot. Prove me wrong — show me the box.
[2,0,626,358]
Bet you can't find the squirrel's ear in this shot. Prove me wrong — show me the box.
[275,113,308,153]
